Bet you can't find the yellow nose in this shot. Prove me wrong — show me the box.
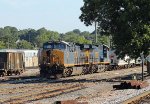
[51,50,64,65]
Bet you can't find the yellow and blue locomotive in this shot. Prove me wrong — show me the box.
[38,41,109,78]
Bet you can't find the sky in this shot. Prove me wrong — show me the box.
[0,0,94,33]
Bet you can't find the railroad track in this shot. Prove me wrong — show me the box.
[122,90,150,104]
[0,75,90,96]
[0,66,146,104]
[0,66,140,81]
[0,84,85,104]
[0,66,145,96]
[0,83,62,95]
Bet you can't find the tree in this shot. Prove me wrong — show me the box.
[81,31,92,40]
[72,29,81,34]
[35,30,59,47]
[17,40,33,49]
[1,26,108,49]
[0,41,6,49]
[63,32,92,44]
[37,27,47,35]
[0,26,19,48]
[97,35,109,46]
[80,0,150,58]
[19,29,37,44]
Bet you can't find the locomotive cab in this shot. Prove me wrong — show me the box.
[42,41,67,65]
[39,41,73,78]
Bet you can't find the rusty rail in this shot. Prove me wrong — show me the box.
[122,91,150,104]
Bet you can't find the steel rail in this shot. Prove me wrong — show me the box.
[122,90,150,104]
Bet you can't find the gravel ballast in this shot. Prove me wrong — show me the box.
[26,67,150,104]
[1,67,150,104]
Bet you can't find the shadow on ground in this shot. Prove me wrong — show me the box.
[0,71,149,85]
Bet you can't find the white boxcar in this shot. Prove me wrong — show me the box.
[19,50,38,68]
[109,50,135,68]
[0,49,38,68]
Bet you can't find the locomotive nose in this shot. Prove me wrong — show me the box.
[50,50,64,65]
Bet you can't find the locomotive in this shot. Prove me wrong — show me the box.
[38,41,110,78]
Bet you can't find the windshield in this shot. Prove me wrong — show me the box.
[43,43,66,50]
[43,44,53,49]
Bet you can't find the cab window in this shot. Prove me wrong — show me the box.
[54,43,66,50]
[43,44,53,49]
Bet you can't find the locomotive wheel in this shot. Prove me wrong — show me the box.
[114,65,118,70]
[7,71,12,76]
[99,65,105,72]
[104,65,109,71]
[81,66,87,75]
[18,71,21,75]
[15,71,18,75]
[20,69,24,73]
[15,71,20,75]
[89,65,97,74]
[63,68,73,77]
[89,68,94,74]
[107,65,112,71]
[124,65,128,69]
[93,65,98,73]
[0,72,5,77]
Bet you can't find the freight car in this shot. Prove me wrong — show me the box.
[109,50,138,69]
[38,41,110,78]
[0,49,38,69]
[0,52,25,76]
[19,50,38,68]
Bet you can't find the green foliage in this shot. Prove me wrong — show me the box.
[0,26,108,49]
[35,29,59,47]
[0,26,19,49]
[72,29,81,34]
[63,31,92,44]
[0,41,6,49]
[17,40,33,49]
[19,29,37,45]
[80,0,150,58]
[97,35,109,45]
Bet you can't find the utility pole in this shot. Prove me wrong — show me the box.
[95,21,97,44]
[109,35,112,48]
[7,38,9,49]
[29,34,30,43]
[146,48,150,75]
[140,52,144,81]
